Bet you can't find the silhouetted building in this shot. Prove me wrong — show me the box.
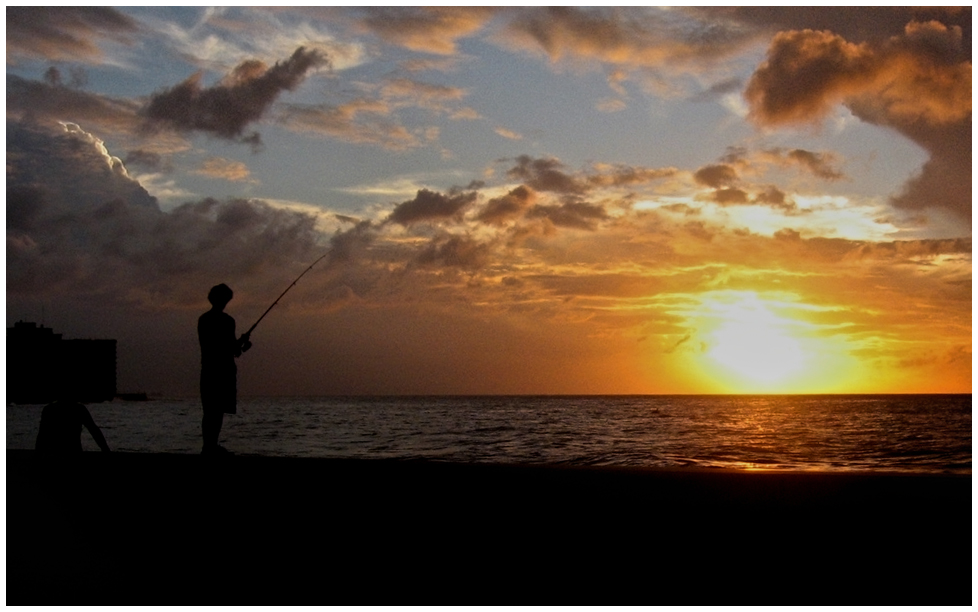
[7,321,117,404]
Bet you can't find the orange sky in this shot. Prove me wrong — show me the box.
[6,7,971,395]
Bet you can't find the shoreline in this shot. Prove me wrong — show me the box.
[7,450,971,605]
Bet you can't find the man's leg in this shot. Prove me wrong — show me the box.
[202,410,224,451]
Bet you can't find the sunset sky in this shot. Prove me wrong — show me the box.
[6,6,972,396]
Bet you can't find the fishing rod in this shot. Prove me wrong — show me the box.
[244,250,331,337]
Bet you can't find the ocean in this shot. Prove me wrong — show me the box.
[6,394,971,473]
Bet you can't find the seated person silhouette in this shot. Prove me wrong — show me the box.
[35,388,111,453]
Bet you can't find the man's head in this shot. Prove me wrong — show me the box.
[207,283,233,309]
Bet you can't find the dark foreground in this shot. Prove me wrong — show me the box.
[6,450,971,605]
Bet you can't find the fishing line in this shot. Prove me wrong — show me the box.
[244,250,330,337]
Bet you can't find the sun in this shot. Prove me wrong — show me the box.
[705,301,806,385]
[679,290,852,393]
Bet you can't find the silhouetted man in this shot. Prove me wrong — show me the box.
[35,398,111,453]
[198,283,252,455]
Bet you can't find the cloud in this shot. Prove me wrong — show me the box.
[710,188,751,206]
[146,7,365,73]
[7,120,156,213]
[324,219,376,268]
[379,78,468,110]
[527,201,609,230]
[745,30,878,127]
[6,7,138,64]
[744,19,971,127]
[279,76,474,150]
[141,46,328,145]
[7,75,143,136]
[843,237,971,262]
[754,186,795,211]
[6,119,319,305]
[476,186,537,226]
[5,8,970,395]
[781,149,845,180]
[387,188,478,225]
[495,127,523,140]
[43,66,89,89]
[506,155,584,194]
[584,164,678,189]
[356,7,498,54]
[8,190,321,307]
[193,157,256,183]
[123,150,169,172]
[280,98,423,150]
[694,164,738,188]
[374,77,480,121]
[499,7,759,70]
[479,156,679,229]
[506,155,676,196]
[869,104,971,222]
[721,146,846,181]
[744,20,971,220]
[416,235,493,270]
[689,77,743,102]
[696,6,971,50]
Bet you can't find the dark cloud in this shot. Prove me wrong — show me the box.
[720,146,846,181]
[123,149,168,172]
[6,119,319,304]
[784,149,845,180]
[753,186,796,212]
[527,201,609,230]
[746,23,970,127]
[487,157,675,229]
[584,164,678,189]
[43,66,89,89]
[854,100,972,223]
[8,191,320,306]
[744,20,971,220]
[325,219,376,266]
[761,232,972,270]
[476,185,537,226]
[502,156,675,202]
[7,185,47,234]
[387,188,478,225]
[506,155,583,194]
[844,237,972,262]
[7,120,156,212]
[7,75,142,135]
[141,47,328,146]
[693,164,738,188]
[416,235,493,269]
[711,188,750,206]
[745,29,877,127]
[6,7,138,63]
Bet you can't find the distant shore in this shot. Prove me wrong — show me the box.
[7,450,970,605]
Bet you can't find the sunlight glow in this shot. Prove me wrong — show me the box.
[677,291,864,393]
[707,305,805,384]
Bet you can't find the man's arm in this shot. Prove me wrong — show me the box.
[80,406,111,452]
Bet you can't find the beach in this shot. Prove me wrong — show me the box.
[6,450,970,605]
